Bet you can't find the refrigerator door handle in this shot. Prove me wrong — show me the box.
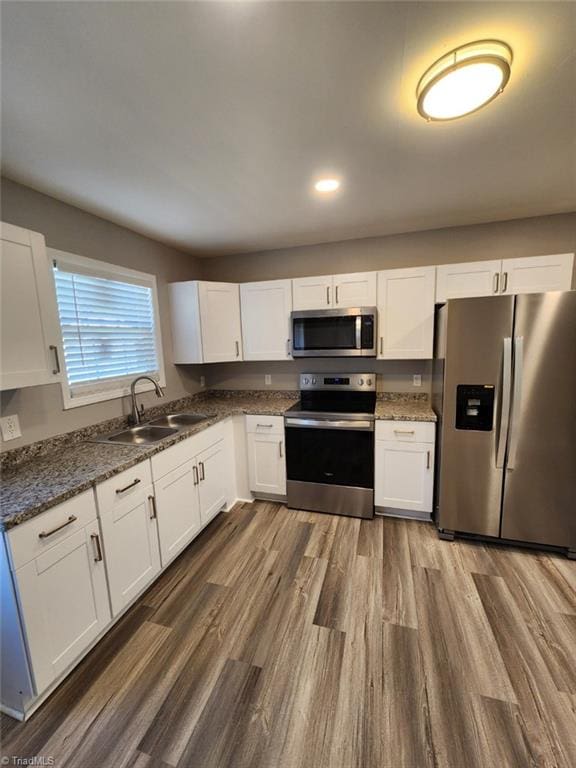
[507,336,524,470]
[496,337,513,469]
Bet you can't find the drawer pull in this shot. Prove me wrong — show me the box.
[257,423,274,428]
[38,515,77,539]
[115,478,141,494]
[91,533,103,562]
[199,461,205,481]
[148,495,157,520]
[394,429,415,435]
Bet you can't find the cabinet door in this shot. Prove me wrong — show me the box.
[292,275,333,310]
[375,440,434,513]
[501,254,574,295]
[14,519,110,695]
[240,279,292,360]
[377,267,435,359]
[198,281,243,362]
[247,432,286,496]
[197,440,228,524]
[333,271,377,308]
[0,222,62,390]
[154,460,201,567]
[435,260,501,303]
[99,483,161,615]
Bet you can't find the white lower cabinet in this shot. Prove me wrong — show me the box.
[375,421,435,518]
[98,485,161,617]
[154,459,201,567]
[6,491,111,697]
[246,416,286,496]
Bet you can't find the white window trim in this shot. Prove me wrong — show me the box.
[48,248,166,410]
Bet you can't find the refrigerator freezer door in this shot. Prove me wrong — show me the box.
[501,291,576,548]
[438,296,514,537]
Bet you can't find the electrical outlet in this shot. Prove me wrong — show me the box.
[265,374,272,386]
[0,414,22,441]
[413,374,422,387]
[200,375,205,388]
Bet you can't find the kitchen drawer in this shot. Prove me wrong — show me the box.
[95,460,152,513]
[376,420,435,444]
[7,490,98,571]
[245,415,284,435]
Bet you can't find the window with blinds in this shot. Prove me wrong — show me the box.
[52,253,164,407]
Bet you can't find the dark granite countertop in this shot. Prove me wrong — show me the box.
[1,390,435,530]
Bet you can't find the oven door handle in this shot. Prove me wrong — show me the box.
[285,417,374,431]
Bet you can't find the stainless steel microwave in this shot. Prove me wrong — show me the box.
[291,307,377,357]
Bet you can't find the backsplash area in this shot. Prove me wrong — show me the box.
[201,359,432,393]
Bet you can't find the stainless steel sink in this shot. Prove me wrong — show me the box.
[148,413,210,428]
[98,425,178,446]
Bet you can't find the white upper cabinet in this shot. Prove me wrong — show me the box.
[377,267,435,359]
[292,272,377,311]
[332,271,377,308]
[169,280,243,364]
[500,254,574,295]
[435,260,501,303]
[292,274,333,310]
[240,279,292,360]
[436,254,573,302]
[0,222,63,390]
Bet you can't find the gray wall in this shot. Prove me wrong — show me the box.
[199,211,576,393]
[200,212,576,284]
[1,178,203,449]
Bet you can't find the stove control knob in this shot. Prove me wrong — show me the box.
[367,378,373,386]
[358,378,364,386]
[312,378,317,384]
[303,377,310,385]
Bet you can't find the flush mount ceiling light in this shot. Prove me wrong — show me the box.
[416,40,513,121]
[315,178,341,193]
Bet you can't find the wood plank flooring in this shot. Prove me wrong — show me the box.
[2,501,575,768]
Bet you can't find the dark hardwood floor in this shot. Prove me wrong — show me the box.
[2,501,575,767]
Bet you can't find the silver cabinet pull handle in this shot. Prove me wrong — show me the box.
[426,450,431,469]
[115,478,141,494]
[257,423,274,428]
[199,461,205,481]
[394,429,415,434]
[335,285,339,304]
[501,272,508,293]
[379,337,383,355]
[148,495,157,520]
[192,465,199,486]
[493,273,499,294]
[279,440,284,458]
[49,345,61,374]
[326,286,330,305]
[39,515,77,539]
[235,340,240,357]
[91,533,103,562]
[287,338,291,355]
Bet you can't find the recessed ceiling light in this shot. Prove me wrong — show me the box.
[417,40,512,121]
[315,179,340,193]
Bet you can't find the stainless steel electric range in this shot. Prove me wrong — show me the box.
[284,373,376,519]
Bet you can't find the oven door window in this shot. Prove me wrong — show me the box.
[285,426,374,488]
[292,316,358,351]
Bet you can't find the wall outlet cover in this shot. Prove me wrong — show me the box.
[0,414,22,441]
[413,374,422,387]
[265,374,272,385]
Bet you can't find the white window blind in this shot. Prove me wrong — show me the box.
[53,262,161,401]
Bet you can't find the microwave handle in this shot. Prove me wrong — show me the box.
[355,316,362,349]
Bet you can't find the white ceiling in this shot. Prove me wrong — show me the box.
[2,1,575,256]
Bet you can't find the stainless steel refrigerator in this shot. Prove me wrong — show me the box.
[434,290,576,558]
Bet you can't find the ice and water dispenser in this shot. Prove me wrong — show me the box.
[455,385,495,431]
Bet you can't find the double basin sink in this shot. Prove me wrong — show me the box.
[93,413,212,446]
